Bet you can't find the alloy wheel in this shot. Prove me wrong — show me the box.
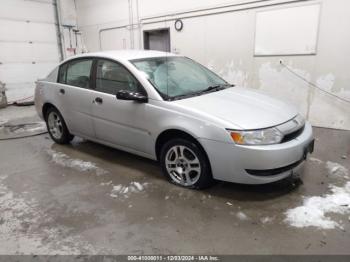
[47,111,63,140]
[165,145,201,186]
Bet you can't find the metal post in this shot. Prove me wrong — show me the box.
[53,0,65,61]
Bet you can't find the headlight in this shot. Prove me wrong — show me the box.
[229,127,283,145]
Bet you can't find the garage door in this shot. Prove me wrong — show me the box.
[0,0,61,102]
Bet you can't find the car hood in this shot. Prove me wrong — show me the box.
[173,87,298,129]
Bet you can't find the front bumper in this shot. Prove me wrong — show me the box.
[199,122,314,184]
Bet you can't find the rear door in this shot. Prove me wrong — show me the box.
[90,59,152,155]
[56,58,95,138]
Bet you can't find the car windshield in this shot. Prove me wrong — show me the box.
[131,56,230,100]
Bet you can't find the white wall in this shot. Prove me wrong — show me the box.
[0,0,86,102]
[58,0,85,58]
[0,0,61,101]
[76,0,350,130]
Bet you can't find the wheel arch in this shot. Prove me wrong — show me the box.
[155,129,210,165]
[42,102,57,120]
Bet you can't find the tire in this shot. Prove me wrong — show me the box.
[160,138,214,189]
[45,107,74,144]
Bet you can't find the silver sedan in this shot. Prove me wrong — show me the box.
[35,50,314,189]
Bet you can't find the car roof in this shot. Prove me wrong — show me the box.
[65,49,178,63]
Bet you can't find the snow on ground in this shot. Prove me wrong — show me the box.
[285,161,350,229]
[285,182,350,229]
[285,159,350,229]
[100,180,113,186]
[47,149,107,175]
[326,161,349,178]
[309,157,324,164]
[110,182,149,199]
[260,217,274,224]
[236,211,249,221]
[0,175,94,254]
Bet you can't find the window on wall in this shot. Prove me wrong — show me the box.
[95,59,142,95]
[254,4,321,56]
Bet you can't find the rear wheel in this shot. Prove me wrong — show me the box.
[160,138,214,189]
[45,107,74,144]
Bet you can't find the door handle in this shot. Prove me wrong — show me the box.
[94,97,103,104]
[59,88,65,95]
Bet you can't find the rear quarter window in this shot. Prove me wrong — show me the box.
[58,63,68,84]
[46,66,59,82]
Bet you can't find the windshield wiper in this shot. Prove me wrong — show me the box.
[205,85,224,92]
[202,83,234,93]
[169,84,234,101]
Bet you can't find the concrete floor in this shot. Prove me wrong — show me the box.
[0,106,349,255]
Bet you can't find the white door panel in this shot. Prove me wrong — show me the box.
[91,92,151,154]
[0,20,57,43]
[58,84,95,138]
[0,0,56,23]
[0,42,59,63]
[0,0,60,101]
[0,63,57,83]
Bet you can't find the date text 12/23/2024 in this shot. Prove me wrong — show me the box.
[127,255,220,261]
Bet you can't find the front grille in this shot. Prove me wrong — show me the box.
[246,159,303,177]
[281,125,305,143]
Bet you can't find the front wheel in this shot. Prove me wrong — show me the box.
[45,107,74,144]
[160,138,214,189]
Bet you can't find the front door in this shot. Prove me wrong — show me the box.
[91,59,151,155]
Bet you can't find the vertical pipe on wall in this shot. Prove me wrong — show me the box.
[136,0,142,49]
[53,0,65,60]
[128,0,135,49]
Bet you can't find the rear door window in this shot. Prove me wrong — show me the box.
[66,59,93,89]
[58,59,93,88]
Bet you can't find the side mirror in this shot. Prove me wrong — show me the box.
[116,90,148,103]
